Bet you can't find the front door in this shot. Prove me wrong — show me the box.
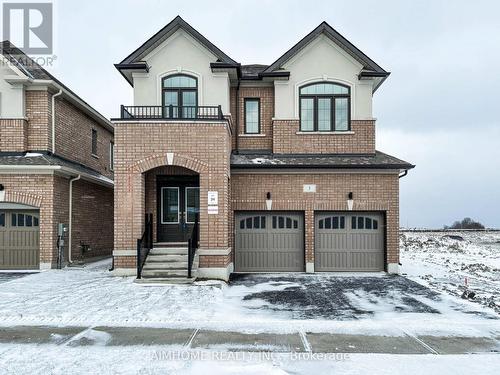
[157,178,199,243]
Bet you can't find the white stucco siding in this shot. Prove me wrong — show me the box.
[0,65,25,118]
[275,35,373,120]
[132,30,231,114]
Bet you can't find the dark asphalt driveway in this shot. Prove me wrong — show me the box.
[230,274,443,320]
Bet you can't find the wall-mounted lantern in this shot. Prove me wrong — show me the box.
[347,192,354,211]
[0,184,4,202]
[266,192,272,210]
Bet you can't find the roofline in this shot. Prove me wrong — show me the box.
[33,79,114,132]
[263,21,388,89]
[230,164,415,170]
[119,15,237,65]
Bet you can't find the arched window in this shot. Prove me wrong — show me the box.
[299,82,350,132]
[162,74,198,119]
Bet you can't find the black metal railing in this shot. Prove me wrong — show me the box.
[136,213,153,279]
[187,213,200,279]
[120,105,224,121]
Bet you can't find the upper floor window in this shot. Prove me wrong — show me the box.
[162,74,197,119]
[244,98,260,134]
[299,82,350,132]
[91,129,98,156]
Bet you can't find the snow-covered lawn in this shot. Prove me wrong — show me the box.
[0,257,498,338]
[400,230,500,313]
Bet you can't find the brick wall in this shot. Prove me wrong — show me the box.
[230,86,274,151]
[54,97,114,178]
[69,179,114,259]
[25,90,51,151]
[231,172,400,266]
[0,119,28,152]
[113,120,231,269]
[272,119,376,154]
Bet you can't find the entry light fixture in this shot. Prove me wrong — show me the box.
[0,184,4,201]
[347,192,354,211]
[266,192,272,210]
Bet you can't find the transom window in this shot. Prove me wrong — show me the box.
[351,216,378,230]
[272,215,299,230]
[240,216,266,229]
[162,74,198,119]
[299,82,350,132]
[318,216,346,230]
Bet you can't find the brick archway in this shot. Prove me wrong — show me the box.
[3,191,43,208]
[129,153,209,174]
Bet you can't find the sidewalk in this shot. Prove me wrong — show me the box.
[0,325,498,354]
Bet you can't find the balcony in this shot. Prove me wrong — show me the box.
[117,105,224,121]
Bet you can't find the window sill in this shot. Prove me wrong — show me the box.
[295,131,355,135]
[91,154,100,159]
[239,133,267,137]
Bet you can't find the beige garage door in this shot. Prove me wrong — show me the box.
[315,212,384,271]
[0,210,40,270]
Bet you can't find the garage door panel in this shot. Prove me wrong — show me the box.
[315,212,384,272]
[235,212,304,272]
[0,210,40,270]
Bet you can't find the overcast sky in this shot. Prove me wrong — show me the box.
[45,0,500,228]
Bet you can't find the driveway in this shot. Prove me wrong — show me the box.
[0,273,33,284]
[230,274,443,320]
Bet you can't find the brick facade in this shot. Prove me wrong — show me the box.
[272,119,376,154]
[0,88,114,269]
[113,121,231,271]
[230,86,274,151]
[230,172,400,266]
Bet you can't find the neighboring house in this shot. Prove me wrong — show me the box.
[0,41,114,270]
[113,16,414,281]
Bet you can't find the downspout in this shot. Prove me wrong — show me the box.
[68,174,81,263]
[399,170,408,179]
[51,89,63,154]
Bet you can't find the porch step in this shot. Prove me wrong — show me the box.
[146,254,187,262]
[141,268,196,278]
[150,247,188,255]
[154,242,188,248]
[135,277,197,285]
[143,260,197,270]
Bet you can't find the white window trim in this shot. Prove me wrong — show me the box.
[185,187,199,224]
[160,187,180,224]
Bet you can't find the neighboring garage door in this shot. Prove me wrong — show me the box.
[0,210,40,270]
[235,212,304,272]
[315,212,384,271]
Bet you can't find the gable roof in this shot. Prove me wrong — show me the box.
[117,16,237,66]
[1,41,113,132]
[263,21,389,90]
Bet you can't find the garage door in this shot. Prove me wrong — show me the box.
[0,210,40,270]
[235,212,304,272]
[315,212,384,271]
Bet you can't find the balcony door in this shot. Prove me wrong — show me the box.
[162,74,197,119]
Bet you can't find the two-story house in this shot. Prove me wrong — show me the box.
[112,16,414,281]
[0,41,114,270]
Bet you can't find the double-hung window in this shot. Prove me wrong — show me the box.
[299,82,350,132]
[244,98,260,134]
[91,129,98,156]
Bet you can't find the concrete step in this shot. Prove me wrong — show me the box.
[150,248,188,255]
[146,254,188,262]
[154,242,188,248]
[135,277,197,285]
[143,261,198,270]
[141,268,197,278]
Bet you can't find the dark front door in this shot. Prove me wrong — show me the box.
[157,177,199,243]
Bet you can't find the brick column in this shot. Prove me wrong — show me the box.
[305,209,315,272]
